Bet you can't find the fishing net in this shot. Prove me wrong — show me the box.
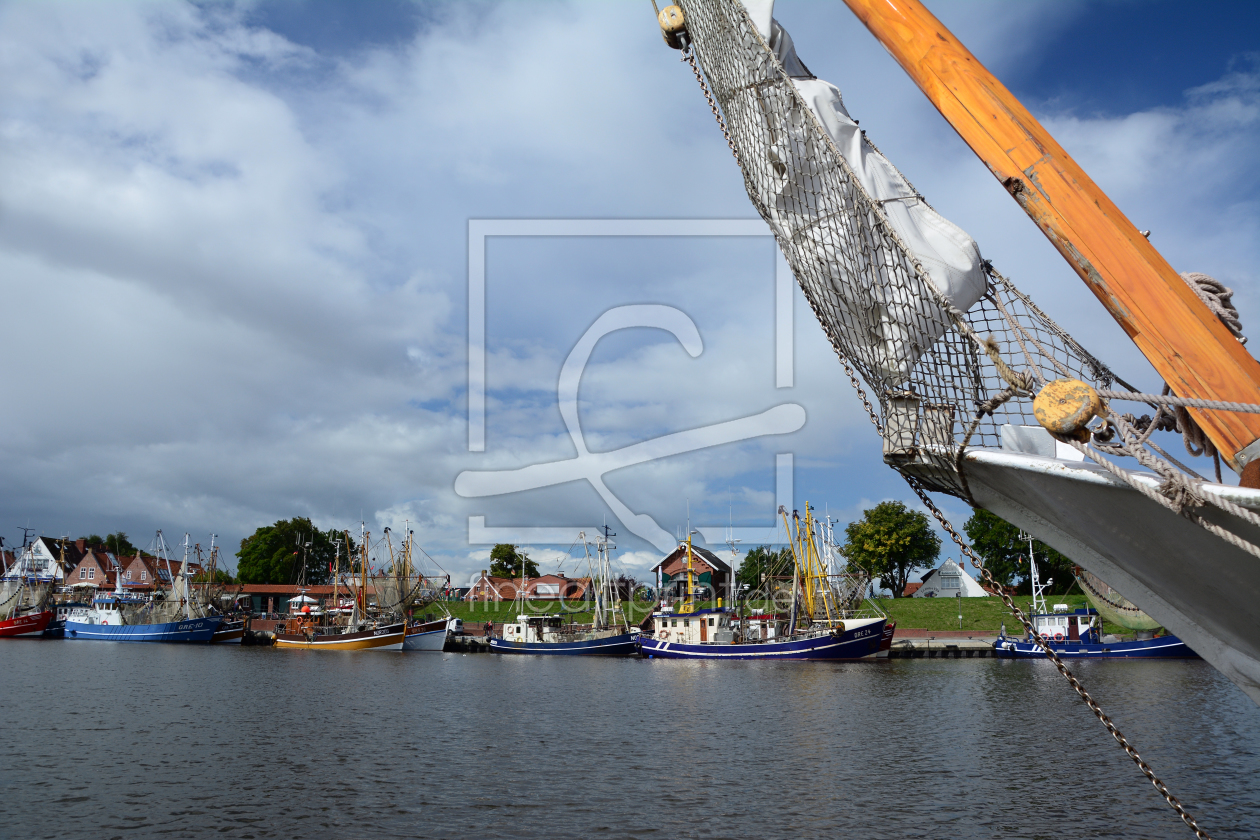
[676,0,1115,499]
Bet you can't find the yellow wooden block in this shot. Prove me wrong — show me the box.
[1033,379,1102,440]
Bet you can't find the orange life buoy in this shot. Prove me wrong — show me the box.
[1054,632,1065,641]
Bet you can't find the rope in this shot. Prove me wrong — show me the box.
[1096,389,1260,415]
[1182,272,1245,345]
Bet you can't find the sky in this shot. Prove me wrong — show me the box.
[0,0,1256,586]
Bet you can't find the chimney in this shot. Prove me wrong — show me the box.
[75,538,86,553]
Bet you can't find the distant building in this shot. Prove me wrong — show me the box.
[912,559,989,598]
[2,537,83,583]
[651,546,732,601]
[464,572,592,602]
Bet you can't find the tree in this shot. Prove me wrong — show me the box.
[964,509,1075,595]
[488,544,539,579]
[735,545,793,594]
[237,519,350,585]
[841,501,940,597]
[78,532,139,556]
[614,574,638,602]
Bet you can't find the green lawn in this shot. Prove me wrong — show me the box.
[422,594,1127,636]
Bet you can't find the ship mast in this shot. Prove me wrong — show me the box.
[840,0,1260,471]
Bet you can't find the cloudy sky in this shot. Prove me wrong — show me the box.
[1,0,1256,584]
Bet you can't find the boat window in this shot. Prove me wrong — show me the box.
[708,618,714,626]
[683,620,690,627]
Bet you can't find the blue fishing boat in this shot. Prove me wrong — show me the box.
[993,610,1196,659]
[489,526,640,657]
[64,595,221,643]
[64,531,222,644]
[490,615,640,656]
[992,534,1196,659]
[638,504,888,662]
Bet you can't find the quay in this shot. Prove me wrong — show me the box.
[889,629,997,659]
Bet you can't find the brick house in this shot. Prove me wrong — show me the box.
[464,572,592,602]
[651,545,732,600]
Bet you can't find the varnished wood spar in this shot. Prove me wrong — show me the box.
[841,0,1260,468]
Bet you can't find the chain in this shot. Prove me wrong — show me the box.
[903,476,1211,839]
[683,45,741,164]
[829,349,1211,837]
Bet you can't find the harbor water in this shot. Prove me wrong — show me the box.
[2,643,1258,839]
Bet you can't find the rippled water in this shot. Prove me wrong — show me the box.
[2,642,1257,839]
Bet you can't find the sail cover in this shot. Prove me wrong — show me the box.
[736,0,987,383]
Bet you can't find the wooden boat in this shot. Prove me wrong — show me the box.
[273,620,405,650]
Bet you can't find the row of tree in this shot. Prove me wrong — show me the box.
[734,501,1076,597]
[181,504,1077,592]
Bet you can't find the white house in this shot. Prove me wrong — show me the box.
[912,559,989,598]
[1,537,83,583]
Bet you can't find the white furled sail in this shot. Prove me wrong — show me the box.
[743,0,987,384]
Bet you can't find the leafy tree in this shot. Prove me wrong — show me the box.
[841,501,940,597]
[194,568,238,584]
[79,532,140,556]
[615,574,638,601]
[237,519,349,585]
[488,544,539,579]
[964,509,1075,594]
[735,545,793,594]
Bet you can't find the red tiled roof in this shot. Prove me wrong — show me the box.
[903,582,923,596]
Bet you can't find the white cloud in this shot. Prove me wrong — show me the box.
[0,0,1252,583]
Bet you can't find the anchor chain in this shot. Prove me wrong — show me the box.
[836,350,1212,840]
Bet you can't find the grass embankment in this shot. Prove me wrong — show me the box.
[423,595,1121,636]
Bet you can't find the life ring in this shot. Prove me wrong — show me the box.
[1054,632,1065,641]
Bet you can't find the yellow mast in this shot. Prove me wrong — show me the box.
[679,531,697,614]
[840,0,1260,471]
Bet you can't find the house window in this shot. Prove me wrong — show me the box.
[79,568,86,580]
[126,571,132,581]
[941,574,960,590]
[88,568,94,580]
[141,571,146,581]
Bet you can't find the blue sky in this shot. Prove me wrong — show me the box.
[0,0,1255,584]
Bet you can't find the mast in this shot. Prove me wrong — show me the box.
[840,0,1260,470]
[332,536,341,627]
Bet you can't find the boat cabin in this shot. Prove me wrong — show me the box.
[501,614,567,643]
[651,607,735,644]
[1030,607,1099,644]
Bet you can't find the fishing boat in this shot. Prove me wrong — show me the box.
[64,532,221,643]
[402,616,458,651]
[661,0,1260,704]
[0,536,61,638]
[379,526,457,652]
[994,537,1195,659]
[638,505,886,661]
[273,525,407,650]
[490,526,641,655]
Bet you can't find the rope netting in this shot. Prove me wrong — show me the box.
[677,0,1114,499]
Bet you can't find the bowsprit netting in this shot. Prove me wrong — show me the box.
[676,0,1114,500]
